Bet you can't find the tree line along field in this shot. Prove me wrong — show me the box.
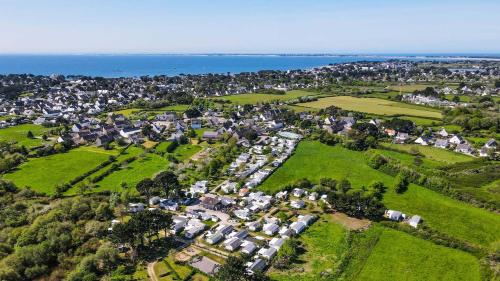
[259,141,500,250]
[209,90,323,105]
[0,123,53,148]
[2,146,120,194]
[296,96,442,119]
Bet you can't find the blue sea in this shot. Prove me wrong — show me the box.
[0,54,497,78]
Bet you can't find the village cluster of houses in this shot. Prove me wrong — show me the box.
[413,128,497,157]
[401,93,462,108]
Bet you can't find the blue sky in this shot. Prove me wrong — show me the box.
[0,0,499,54]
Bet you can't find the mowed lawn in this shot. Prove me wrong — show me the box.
[355,227,481,281]
[211,90,322,105]
[271,215,349,281]
[259,141,500,249]
[3,146,119,194]
[0,124,53,148]
[297,96,442,119]
[380,143,473,164]
[93,153,169,193]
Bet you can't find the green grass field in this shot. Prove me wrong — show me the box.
[354,227,481,281]
[92,152,169,193]
[259,141,500,249]
[0,124,53,148]
[168,144,203,161]
[297,96,442,119]
[399,116,442,126]
[380,143,473,164]
[114,104,189,117]
[2,146,119,194]
[211,90,322,105]
[271,215,349,281]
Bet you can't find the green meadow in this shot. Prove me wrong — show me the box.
[259,141,500,249]
[0,124,53,148]
[379,143,473,164]
[353,227,481,281]
[211,90,322,105]
[92,152,169,193]
[2,146,119,194]
[297,96,442,119]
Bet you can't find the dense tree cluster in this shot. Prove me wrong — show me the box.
[110,209,172,261]
[0,196,113,281]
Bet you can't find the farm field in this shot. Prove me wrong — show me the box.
[0,124,53,148]
[353,227,481,281]
[168,144,203,161]
[270,215,349,281]
[2,146,119,194]
[92,152,169,193]
[211,90,322,105]
[380,143,473,164]
[399,116,442,126]
[297,96,442,119]
[387,84,440,92]
[259,141,500,249]
[114,104,189,117]
[368,148,444,170]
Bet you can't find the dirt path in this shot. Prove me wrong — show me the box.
[147,261,158,281]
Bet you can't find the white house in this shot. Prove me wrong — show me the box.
[449,135,464,145]
[241,241,257,255]
[437,128,449,137]
[408,215,422,228]
[263,223,279,236]
[269,237,285,250]
[258,247,277,260]
[223,237,242,252]
[414,136,432,146]
[290,221,306,234]
[190,180,208,194]
[206,232,224,245]
[290,200,305,209]
[385,210,403,221]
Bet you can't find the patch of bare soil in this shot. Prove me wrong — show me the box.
[175,246,200,262]
[331,212,371,230]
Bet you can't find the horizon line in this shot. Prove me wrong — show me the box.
[1,52,500,57]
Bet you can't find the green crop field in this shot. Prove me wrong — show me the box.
[297,96,442,119]
[271,215,349,281]
[354,227,481,281]
[380,143,473,164]
[2,146,119,194]
[0,124,53,148]
[92,152,169,193]
[211,90,322,105]
[259,141,500,249]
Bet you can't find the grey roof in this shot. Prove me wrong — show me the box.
[248,258,267,273]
